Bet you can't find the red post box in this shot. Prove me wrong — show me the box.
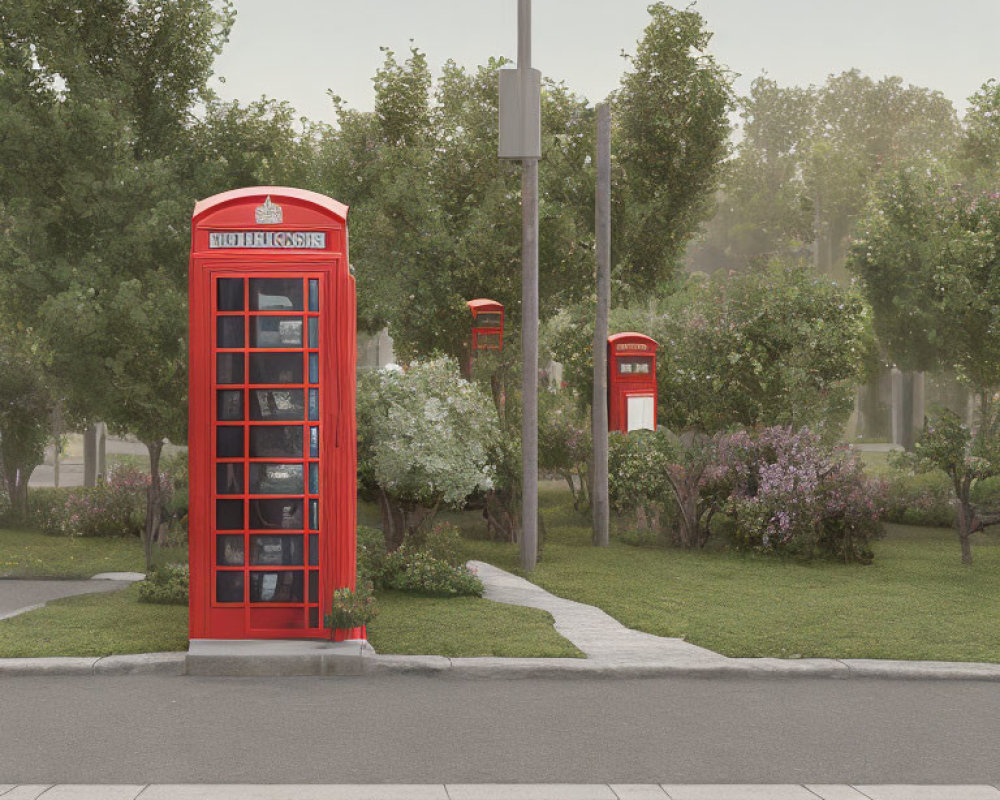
[608,332,658,433]
[188,187,358,641]
[466,298,504,374]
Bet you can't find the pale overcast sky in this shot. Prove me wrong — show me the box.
[211,0,999,125]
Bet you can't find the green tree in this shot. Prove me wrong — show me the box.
[548,263,873,437]
[613,2,735,294]
[0,0,234,566]
[850,172,1000,411]
[0,321,54,521]
[697,70,959,276]
[906,408,1000,565]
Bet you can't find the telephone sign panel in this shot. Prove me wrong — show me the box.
[188,187,359,641]
[608,332,658,434]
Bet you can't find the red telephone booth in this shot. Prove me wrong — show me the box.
[466,298,504,374]
[608,332,658,433]
[188,187,358,641]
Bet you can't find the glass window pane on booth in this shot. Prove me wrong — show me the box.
[308,353,318,384]
[308,463,318,494]
[309,607,319,628]
[619,357,652,375]
[217,426,243,458]
[308,388,319,420]
[626,396,655,432]
[476,312,501,327]
[250,570,303,603]
[216,571,244,603]
[249,425,302,458]
[216,316,245,349]
[251,316,303,349]
[250,535,303,566]
[217,278,244,311]
[309,426,319,458]
[216,535,244,566]
[250,278,303,311]
[249,389,304,421]
[216,353,244,385]
[308,317,318,348]
[249,463,304,495]
[249,499,303,530]
[309,570,319,603]
[249,352,303,385]
[308,534,319,566]
[216,499,244,530]
[476,333,500,350]
[308,279,319,311]
[309,499,318,530]
[217,390,243,421]
[216,463,244,495]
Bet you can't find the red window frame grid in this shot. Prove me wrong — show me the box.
[210,273,323,634]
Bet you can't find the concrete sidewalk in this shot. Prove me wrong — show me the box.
[1,785,999,799]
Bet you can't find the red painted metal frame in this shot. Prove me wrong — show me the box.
[466,298,504,376]
[607,332,658,434]
[189,187,358,641]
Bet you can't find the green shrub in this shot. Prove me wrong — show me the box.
[378,523,483,597]
[384,549,484,597]
[137,563,189,605]
[357,525,387,586]
[881,470,955,527]
[325,581,378,630]
[31,465,154,537]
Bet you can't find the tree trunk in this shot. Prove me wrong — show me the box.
[143,440,164,572]
[955,489,974,567]
[378,488,406,551]
[1,457,34,523]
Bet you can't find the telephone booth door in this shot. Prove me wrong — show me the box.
[188,187,358,641]
[608,332,658,434]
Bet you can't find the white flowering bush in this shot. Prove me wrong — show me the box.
[358,357,499,546]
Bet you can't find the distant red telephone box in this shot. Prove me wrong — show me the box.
[608,332,658,433]
[466,298,504,373]
[188,187,359,641]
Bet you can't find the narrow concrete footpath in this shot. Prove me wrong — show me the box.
[471,560,726,666]
[0,576,141,622]
[0,784,999,799]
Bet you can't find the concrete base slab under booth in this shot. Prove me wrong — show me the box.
[185,638,373,677]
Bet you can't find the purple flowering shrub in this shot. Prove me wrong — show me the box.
[723,427,884,563]
[36,464,169,538]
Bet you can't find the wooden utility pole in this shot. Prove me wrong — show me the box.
[499,0,541,570]
[518,0,539,571]
[592,103,611,546]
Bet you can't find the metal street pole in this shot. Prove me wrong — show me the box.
[591,103,611,547]
[519,0,539,571]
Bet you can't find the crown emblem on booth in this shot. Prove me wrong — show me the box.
[254,196,283,224]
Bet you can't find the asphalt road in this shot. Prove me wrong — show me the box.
[1,674,998,784]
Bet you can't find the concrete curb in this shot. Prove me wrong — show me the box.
[0,653,185,677]
[1,785,999,800]
[2,651,1000,680]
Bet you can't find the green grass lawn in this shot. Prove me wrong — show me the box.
[454,488,1000,663]
[0,527,146,578]
[367,590,582,658]
[0,583,189,658]
[0,521,579,659]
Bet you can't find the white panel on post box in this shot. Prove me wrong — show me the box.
[499,67,541,160]
[627,395,655,432]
